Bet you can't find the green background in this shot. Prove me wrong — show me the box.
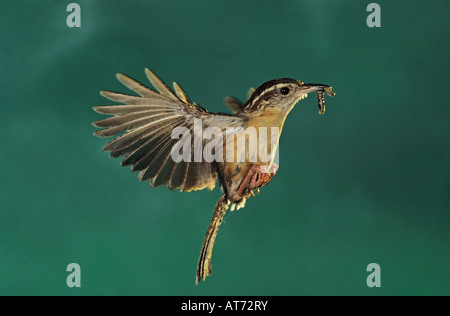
[1,0,449,295]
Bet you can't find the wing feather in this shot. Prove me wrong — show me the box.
[101,114,183,151]
[145,68,178,100]
[116,73,156,97]
[93,114,179,138]
[100,90,178,106]
[93,68,230,192]
[93,105,167,115]
[173,82,191,104]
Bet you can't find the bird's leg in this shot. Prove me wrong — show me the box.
[196,194,230,284]
[236,163,279,198]
[249,163,279,189]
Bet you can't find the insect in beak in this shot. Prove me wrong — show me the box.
[301,84,336,114]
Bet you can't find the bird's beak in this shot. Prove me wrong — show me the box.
[301,83,334,95]
[293,83,335,114]
[294,83,335,102]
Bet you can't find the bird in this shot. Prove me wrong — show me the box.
[92,68,335,284]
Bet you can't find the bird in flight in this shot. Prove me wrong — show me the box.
[92,68,335,284]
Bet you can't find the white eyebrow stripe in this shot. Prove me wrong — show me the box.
[249,83,293,108]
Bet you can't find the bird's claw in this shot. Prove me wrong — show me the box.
[235,163,278,200]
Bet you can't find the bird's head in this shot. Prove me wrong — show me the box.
[243,78,335,115]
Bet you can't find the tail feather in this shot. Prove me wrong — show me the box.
[196,194,230,284]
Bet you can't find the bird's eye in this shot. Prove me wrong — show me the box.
[280,87,290,95]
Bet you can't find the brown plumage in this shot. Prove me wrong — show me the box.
[93,68,335,283]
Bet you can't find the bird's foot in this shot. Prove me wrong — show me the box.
[235,163,279,199]
[248,163,278,189]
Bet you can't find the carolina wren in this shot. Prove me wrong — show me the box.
[93,68,335,284]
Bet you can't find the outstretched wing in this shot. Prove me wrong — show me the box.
[93,68,224,192]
